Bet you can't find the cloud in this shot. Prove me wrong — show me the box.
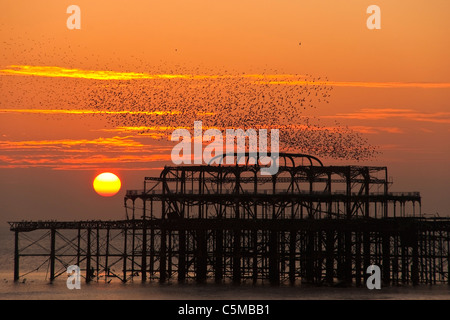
[349,126,404,134]
[324,108,450,124]
[0,108,179,116]
[0,65,194,81]
[0,136,145,150]
[0,135,173,169]
[258,81,450,89]
[3,66,449,89]
[0,154,171,170]
[0,65,300,81]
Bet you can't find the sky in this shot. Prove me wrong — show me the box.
[0,0,449,223]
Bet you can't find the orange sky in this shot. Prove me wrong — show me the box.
[0,0,449,221]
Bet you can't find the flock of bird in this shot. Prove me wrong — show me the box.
[85,73,378,161]
[0,26,378,161]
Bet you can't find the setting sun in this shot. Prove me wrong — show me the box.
[93,172,121,197]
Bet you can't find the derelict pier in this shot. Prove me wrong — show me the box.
[9,153,450,286]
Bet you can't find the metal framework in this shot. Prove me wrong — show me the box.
[9,153,450,286]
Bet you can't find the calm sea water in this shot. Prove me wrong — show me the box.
[1,224,449,300]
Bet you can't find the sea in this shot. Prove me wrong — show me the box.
[1,224,449,300]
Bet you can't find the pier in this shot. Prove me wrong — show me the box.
[9,153,450,285]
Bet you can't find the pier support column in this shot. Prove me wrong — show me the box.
[325,230,334,285]
[412,234,419,286]
[401,245,407,284]
[178,230,186,283]
[76,227,81,267]
[131,227,135,279]
[355,232,362,287]
[448,232,450,285]
[289,230,296,285]
[142,226,147,282]
[160,227,167,283]
[382,232,391,285]
[96,227,100,281]
[150,227,154,277]
[50,228,56,282]
[305,231,314,283]
[269,230,279,285]
[196,229,207,283]
[105,228,110,281]
[14,230,19,282]
[344,231,352,284]
[215,230,223,283]
[86,228,91,283]
[363,230,371,284]
[233,229,241,284]
[122,228,127,282]
[337,231,344,282]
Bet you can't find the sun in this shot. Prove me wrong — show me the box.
[93,172,121,197]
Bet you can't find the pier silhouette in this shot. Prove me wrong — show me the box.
[9,154,449,286]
